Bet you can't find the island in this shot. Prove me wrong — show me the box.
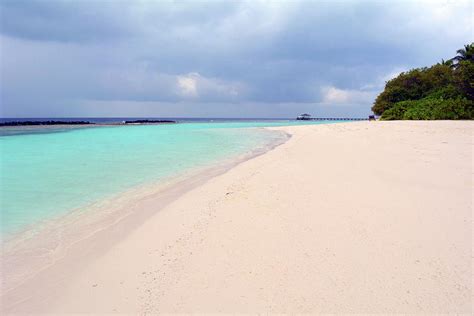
[0,119,178,127]
[123,119,176,124]
[0,120,94,127]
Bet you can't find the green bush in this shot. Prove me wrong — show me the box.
[425,85,461,100]
[381,97,474,120]
[430,98,474,120]
[372,43,473,120]
[372,64,454,115]
[454,60,474,100]
[403,102,432,120]
[380,101,411,120]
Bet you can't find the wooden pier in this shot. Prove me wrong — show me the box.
[297,117,368,121]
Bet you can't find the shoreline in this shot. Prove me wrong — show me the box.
[2,121,472,313]
[1,128,290,301]
[0,119,177,127]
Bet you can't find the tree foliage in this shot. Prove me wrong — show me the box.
[372,43,474,120]
[380,98,473,120]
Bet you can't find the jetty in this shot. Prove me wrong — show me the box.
[296,114,368,121]
[303,117,368,121]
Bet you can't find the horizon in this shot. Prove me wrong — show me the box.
[0,115,370,120]
[1,0,473,118]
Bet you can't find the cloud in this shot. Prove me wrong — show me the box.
[175,72,243,100]
[0,0,472,117]
[177,73,199,97]
[321,86,376,105]
[0,0,137,42]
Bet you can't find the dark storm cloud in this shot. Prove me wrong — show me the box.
[0,0,135,42]
[0,0,472,117]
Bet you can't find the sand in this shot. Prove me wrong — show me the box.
[1,121,472,314]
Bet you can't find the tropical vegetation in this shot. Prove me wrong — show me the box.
[372,44,474,120]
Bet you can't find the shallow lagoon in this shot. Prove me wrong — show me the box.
[0,120,336,234]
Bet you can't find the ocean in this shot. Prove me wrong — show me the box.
[0,118,336,236]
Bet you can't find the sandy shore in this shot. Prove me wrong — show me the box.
[2,121,472,314]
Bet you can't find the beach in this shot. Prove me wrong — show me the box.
[2,121,472,314]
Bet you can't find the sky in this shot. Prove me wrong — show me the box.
[0,0,472,118]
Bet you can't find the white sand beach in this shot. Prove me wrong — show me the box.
[2,121,472,314]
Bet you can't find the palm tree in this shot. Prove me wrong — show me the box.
[450,43,474,68]
[439,59,453,67]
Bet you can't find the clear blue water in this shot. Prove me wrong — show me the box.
[0,119,338,235]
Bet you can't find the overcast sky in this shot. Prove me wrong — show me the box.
[1,0,472,118]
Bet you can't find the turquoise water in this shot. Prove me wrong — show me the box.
[0,120,332,235]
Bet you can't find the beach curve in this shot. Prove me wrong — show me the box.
[1,121,472,314]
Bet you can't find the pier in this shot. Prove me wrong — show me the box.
[302,117,368,121]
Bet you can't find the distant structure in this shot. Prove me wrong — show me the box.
[122,119,176,124]
[0,120,93,127]
[296,113,312,120]
[295,113,368,121]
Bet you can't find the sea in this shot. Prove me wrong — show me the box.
[0,118,337,237]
